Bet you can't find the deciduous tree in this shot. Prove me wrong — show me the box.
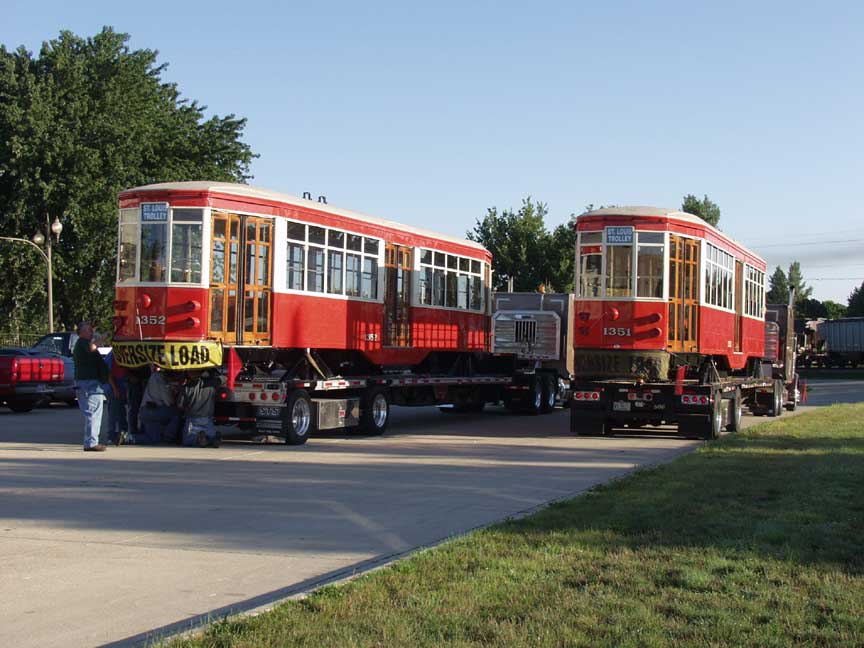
[468,198,552,292]
[848,281,864,316]
[0,28,256,336]
[681,194,721,227]
[822,300,847,319]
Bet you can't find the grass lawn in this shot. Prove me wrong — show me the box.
[168,405,864,648]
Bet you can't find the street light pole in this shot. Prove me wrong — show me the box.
[46,216,54,333]
[0,213,62,333]
[43,214,63,332]
[0,234,50,329]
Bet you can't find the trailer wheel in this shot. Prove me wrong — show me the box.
[785,375,798,412]
[526,377,544,415]
[358,387,390,435]
[726,388,742,432]
[705,391,724,440]
[284,389,313,445]
[540,375,557,413]
[769,379,784,417]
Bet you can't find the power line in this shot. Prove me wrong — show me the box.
[752,238,864,249]
[742,228,864,245]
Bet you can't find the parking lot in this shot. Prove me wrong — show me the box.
[0,383,855,648]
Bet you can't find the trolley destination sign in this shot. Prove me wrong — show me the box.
[140,202,169,222]
[605,226,634,244]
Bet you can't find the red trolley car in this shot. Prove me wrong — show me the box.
[568,207,797,439]
[112,182,561,443]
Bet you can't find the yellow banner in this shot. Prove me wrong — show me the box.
[112,341,223,370]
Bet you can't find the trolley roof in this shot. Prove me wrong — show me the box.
[578,206,764,265]
[121,181,488,253]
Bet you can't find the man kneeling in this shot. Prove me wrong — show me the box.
[179,370,221,448]
[139,368,181,444]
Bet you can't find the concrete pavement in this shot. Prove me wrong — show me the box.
[0,394,854,648]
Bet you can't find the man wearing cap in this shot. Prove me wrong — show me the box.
[72,321,109,451]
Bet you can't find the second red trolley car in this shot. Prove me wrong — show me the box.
[569,207,797,439]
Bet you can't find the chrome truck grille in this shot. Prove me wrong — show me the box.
[492,311,561,360]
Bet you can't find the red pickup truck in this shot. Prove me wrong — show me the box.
[0,348,65,413]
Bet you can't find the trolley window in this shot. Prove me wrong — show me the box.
[141,220,168,282]
[117,208,139,283]
[744,265,765,317]
[636,232,664,298]
[605,244,633,298]
[577,231,602,298]
[705,242,735,310]
[284,221,380,299]
[418,248,485,311]
[170,209,203,283]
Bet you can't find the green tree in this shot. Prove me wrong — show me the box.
[468,198,555,292]
[681,194,721,227]
[547,214,577,293]
[822,300,847,319]
[0,28,255,335]
[766,266,789,304]
[787,261,813,305]
[796,298,827,319]
[848,281,864,316]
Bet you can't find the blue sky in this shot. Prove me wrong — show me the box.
[5,0,863,302]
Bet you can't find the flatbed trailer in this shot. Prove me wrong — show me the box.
[214,367,560,444]
[569,374,789,440]
[206,292,577,444]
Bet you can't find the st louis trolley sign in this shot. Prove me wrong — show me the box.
[605,226,634,244]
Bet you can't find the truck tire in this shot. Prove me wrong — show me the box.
[540,375,557,413]
[726,388,742,432]
[284,389,313,445]
[785,375,798,412]
[358,387,390,435]
[8,400,36,413]
[769,379,784,417]
[526,377,544,415]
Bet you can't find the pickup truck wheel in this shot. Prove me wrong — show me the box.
[8,400,36,413]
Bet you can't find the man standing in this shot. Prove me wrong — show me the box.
[105,350,130,445]
[72,321,109,452]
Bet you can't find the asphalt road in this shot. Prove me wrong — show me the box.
[0,387,858,648]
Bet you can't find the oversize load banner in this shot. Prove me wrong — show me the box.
[113,341,222,369]
[573,349,669,381]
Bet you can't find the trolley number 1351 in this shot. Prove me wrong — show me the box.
[603,327,631,337]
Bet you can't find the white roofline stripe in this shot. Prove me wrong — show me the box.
[578,206,765,265]
[120,181,489,255]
